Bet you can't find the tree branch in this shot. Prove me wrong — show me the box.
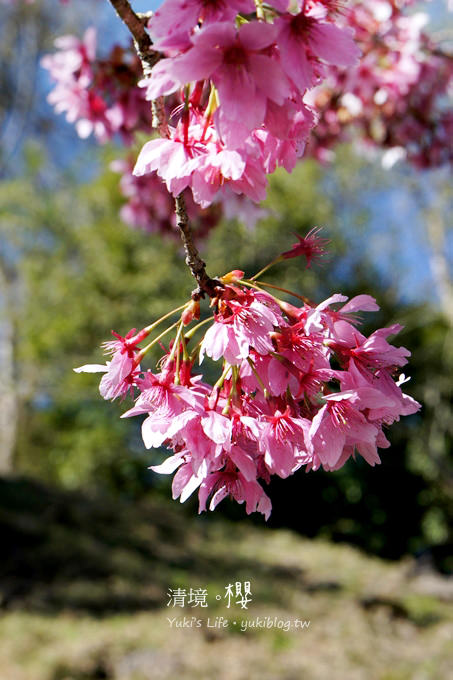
[175,194,223,299]
[107,0,221,298]
[108,0,160,75]
[151,96,169,138]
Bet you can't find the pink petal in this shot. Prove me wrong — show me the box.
[200,322,228,362]
[215,66,264,130]
[191,21,236,49]
[229,446,257,482]
[170,45,221,83]
[73,364,108,373]
[172,463,203,502]
[356,441,381,466]
[248,54,290,105]
[277,24,313,92]
[139,59,181,99]
[142,413,172,449]
[309,405,346,466]
[212,150,245,180]
[151,452,186,474]
[202,411,232,444]
[341,295,380,314]
[257,492,272,520]
[309,23,361,67]
[209,486,229,510]
[238,20,278,50]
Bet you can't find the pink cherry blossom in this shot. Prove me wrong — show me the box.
[280,227,330,266]
[142,21,291,147]
[327,322,411,371]
[276,8,360,94]
[198,462,272,519]
[148,0,255,52]
[42,31,152,143]
[200,286,283,364]
[67,1,427,519]
[133,113,271,207]
[309,393,379,469]
[258,408,310,478]
[74,328,142,400]
[76,267,421,517]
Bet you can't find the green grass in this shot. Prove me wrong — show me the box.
[1,477,452,680]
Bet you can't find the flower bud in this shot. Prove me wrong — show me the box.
[278,300,301,320]
[182,300,201,325]
[220,270,244,284]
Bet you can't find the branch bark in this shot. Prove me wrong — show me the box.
[108,0,159,75]
[107,0,221,298]
[175,194,222,299]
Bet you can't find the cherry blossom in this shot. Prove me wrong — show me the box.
[40,0,426,518]
[40,0,453,227]
[76,236,420,518]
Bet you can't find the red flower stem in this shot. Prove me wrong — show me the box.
[174,326,183,384]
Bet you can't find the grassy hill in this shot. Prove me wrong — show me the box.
[1,477,452,680]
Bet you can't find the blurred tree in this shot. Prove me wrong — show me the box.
[0,146,194,489]
[0,1,48,175]
[0,245,18,473]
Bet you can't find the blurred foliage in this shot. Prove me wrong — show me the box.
[1,146,196,492]
[0,144,452,569]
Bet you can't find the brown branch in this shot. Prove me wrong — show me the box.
[151,96,169,138]
[107,0,221,299]
[108,0,160,75]
[430,47,453,62]
[175,194,223,300]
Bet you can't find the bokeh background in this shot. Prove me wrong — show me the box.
[1,1,452,679]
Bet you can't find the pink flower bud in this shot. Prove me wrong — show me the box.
[220,270,244,284]
[182,300,201,325]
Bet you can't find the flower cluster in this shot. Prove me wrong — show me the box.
[134,0,359,206]
[111,158,267,235]
[41,28,152,143]
[76,236,420,519]
[111,158,222,238]
[36,1,426,517]
[40,0,453,233]
[308,0,453,167]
